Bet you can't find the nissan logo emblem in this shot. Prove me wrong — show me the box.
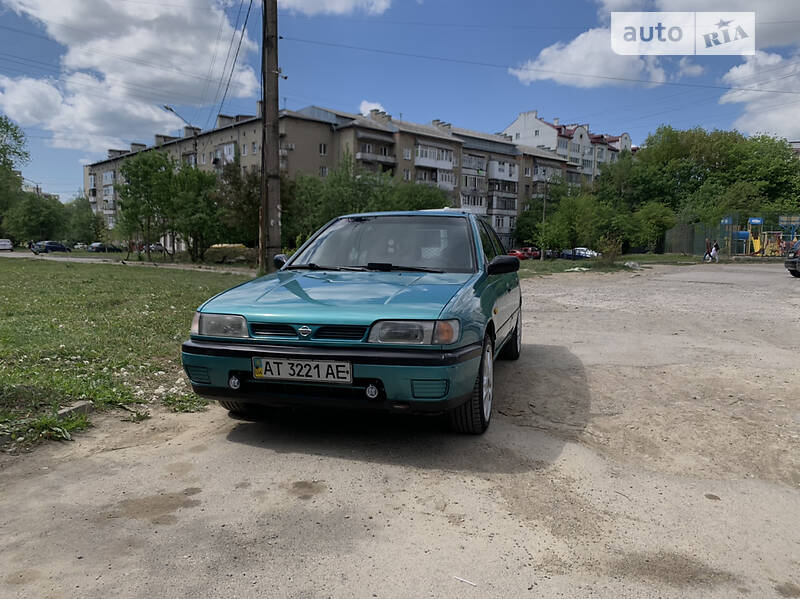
[298,326,312,337]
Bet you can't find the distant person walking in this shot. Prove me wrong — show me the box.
[711,240,720,263]
[703,238,712,263]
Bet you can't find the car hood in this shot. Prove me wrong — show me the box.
[201,270,472,324]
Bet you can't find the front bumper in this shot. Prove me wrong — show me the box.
[785,258,798,272]
[181,339,481,414]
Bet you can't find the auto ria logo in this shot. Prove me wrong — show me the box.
[611,12,755,56]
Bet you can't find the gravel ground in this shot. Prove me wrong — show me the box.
[1,263,798,598]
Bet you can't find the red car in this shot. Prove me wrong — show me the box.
[508,249,528,260]
[521,246,540,259]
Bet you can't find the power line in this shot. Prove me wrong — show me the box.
[205,0,246,129]
[192,6,229,126]
[216,0,254,120]
[281,36,800,96]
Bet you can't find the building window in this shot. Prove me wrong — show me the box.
[360,143,372,154]
[558,138,568,149]
[200,153,206,165]
[524,167,531,177]
[495,216,504,229]
[252,142,257,154]
[515,132,520,139]
[88,174,95,188]
[319,166,328,177]
[242,143,247,156]
[319,143,327,156]
[380,146,389,156]
[403,168,410,181]
[403,148,411,160]
[510,217,516,229]
[102,171,115,184]
[535,129,540,136]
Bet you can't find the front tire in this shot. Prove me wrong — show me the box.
[449,334,494,434]
[218,400,258,415]
[790,270,800,278]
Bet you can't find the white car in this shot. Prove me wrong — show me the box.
[0,239,13,251]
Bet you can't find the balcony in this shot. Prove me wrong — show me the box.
[487,161,518,182]
[461,155,486,171]
[437,180,454,191]
[356,151,396,165]
[414,155,453,170]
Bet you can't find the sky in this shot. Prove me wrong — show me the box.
[0,0,799,200]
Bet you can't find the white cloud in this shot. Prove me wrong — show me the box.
[595,0,800,49]
[0,0,260,153]
[718,51,800,139]
[509,28,666,88]
[676,57,706,78]
[359,100,385,116]
[278,0,391,16]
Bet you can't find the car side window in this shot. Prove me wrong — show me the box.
[478,222,497,264]
[486,223,506,255]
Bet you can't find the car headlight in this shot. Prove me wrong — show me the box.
[194,313,248,338]
[368,320,460,345]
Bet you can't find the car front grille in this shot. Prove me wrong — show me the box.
[313,325,368,341]
[250,323,297,337]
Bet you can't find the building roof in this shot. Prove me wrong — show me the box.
[516,144,566,162]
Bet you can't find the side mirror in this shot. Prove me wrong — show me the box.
[273,253,288,269]
[487,255,519,275]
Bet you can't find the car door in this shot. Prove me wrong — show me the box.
[482,221,519,343]
[476,220,506,343]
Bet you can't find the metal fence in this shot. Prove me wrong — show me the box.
[665,212,800,256]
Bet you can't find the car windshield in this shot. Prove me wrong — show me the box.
[289,215,475,273]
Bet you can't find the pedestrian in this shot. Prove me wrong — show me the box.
[711,240,720,263]
[703,238,712,262]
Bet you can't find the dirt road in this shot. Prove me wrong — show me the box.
[2,263,798,598]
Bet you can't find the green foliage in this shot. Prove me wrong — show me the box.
[64,196,105,244]
[0,114,29,170]
[118,151,174,257]
[172,165,220,261]
[281,156,449,249]
[3,192,66,242]
[215,161,261,248]
[630,201,676,251]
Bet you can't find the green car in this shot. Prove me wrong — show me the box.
[181,210,521,433]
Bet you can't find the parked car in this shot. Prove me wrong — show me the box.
[508,249,528,260]
[182,210,522,434]
[88,242,122,253]
[0,238,13,251]
[150,242,165,252]
[73,242,87,250]
[35,241,70,253]
[785,240,800,278]
[561,247,600,260]
[521,246,540,259]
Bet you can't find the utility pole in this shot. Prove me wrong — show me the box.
[259,0,281,274]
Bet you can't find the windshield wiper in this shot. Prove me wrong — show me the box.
[364,263,444,273]
[284,263,342,271]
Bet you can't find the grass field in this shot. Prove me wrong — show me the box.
[0,259,251,448]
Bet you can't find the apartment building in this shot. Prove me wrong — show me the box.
[428,123,520,248]
[503,110,631,182]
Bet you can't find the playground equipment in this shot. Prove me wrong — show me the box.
[778,216,800,252]
[747,217,763,254]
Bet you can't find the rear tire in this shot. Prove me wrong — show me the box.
[449,334,494,434]
[790,270,800,278]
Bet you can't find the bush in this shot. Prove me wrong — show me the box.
[596,236,622,265]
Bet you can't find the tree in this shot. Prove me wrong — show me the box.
[215,161,261,247]
[630,201,676,252]
[118,151,174,260]
[63,196,105,244]
[172,165,220,262]
[3,192,65,242]
[0,114,29,170]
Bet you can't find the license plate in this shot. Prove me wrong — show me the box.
[252,357,352,384]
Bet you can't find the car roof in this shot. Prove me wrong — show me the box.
[338,209,472,219]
